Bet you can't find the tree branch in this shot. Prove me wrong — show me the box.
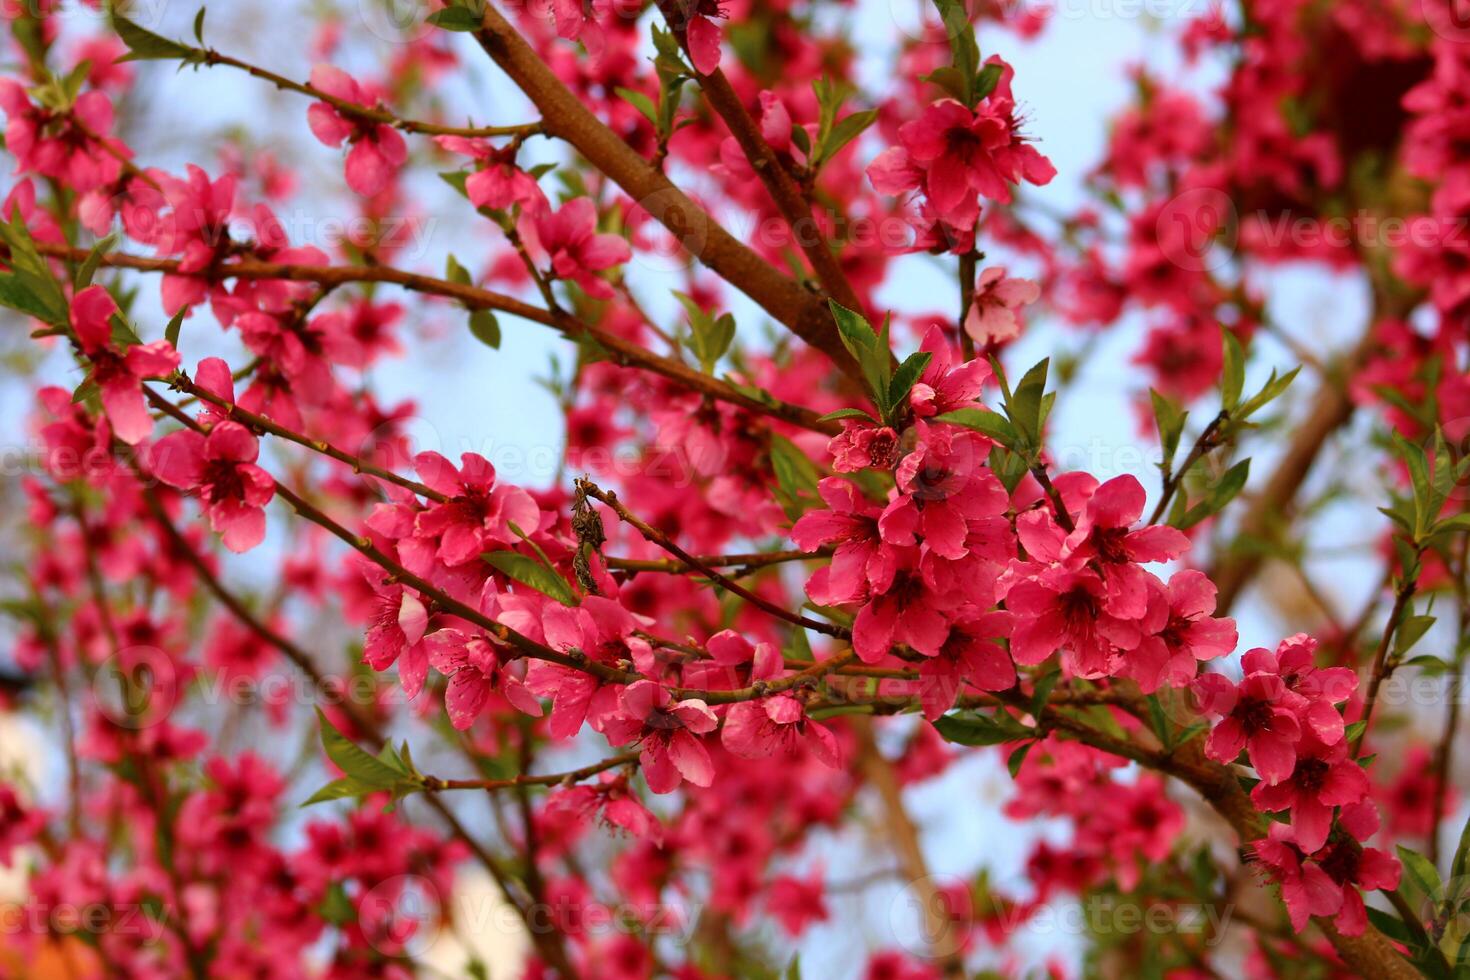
[466,3,862,380]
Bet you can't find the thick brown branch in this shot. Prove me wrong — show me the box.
[656,14,862,313]
[467,4,861,380]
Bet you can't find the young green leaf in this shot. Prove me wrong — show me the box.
[816,408,876,424]
[163,308,187,350]
[827,300,893,414]
[886,351,932,417]
[0,216,69,325]
[615,87,658,126]
[1220,327,1245,413]
[932,407,1018,447]
[1149,388,1188,473]
[818,109,877,167]
[1006,358,1050,448]
[483,550,578,605]
[933,710,1032,746]
[769,434,823,520]
[427,7,485,30]
[111,13,202,63]
[468,309,502,349]
[1006,741,1034,778]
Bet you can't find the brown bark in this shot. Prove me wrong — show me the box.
[468,5,863,382]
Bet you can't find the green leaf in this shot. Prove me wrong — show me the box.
[827,300,892,413]
[317,881,355,925]
[0,217,68,325]
[74,233,118,291]
[651,23,690,72]
[1146,694,1173,751]
[615,87,658,126]
[973,62,1003,101]
[1220,327,1245,413]
[933,407,1018,447]
[1431,428,1455,520]
[1006,740,1034,778]
[163,308,186,349]
[304,710,423,807]
[1030,670,1060,718]
[319,710,406,783]
[920,66,971,103]
[302,775,378,806]
[439,170,470,198]
[483,550,577,605]
[815,408,876,423]
[933,710,1032,746]
[193,7,207,44]
[988,444,1029,494]
[1433,513,1470,539]
[1452,810,1470,883]
[1149,389,1188,473]
[931,0,979,106]
[0,273,62,324]
[769,434,823,520]
[1395,613,1436,657]
[109,312,143,350]
[886,351,932,419]
[1396,432,1434,539]
[468,309,501,349]
[790,124,812,156]
[1235,366,1300,422]
[111,14,201,63]
[1007,358,1051,447]
[675,293,736,374]
[1399,845,1443,909]
[445,253,472,285]
[1175,458,1250,530]
[1077,701,1127,741]
[818,109,877,166]
[427,7,484,30]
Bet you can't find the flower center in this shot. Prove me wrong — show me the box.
[201,459,246,503]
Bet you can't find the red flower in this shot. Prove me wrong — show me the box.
[69,285,180,445]
[423,624,541,730]
[411,451,541,567]
[527,595,651,738]
[434,135,546,213]
[151,421,274,553]
[721,694,840,767]
[532,198,631,299]
[792,477,895,605]
[545,774,660,842]
[1003,565,1144,678]
[1252,802,1400,936]
[306,65,408,197]
[1251,732,1370,852]
[1194,669,1306,785]
[0,82,123,192]
[919,611,1015,720]
[869,61,1055,227]
[1126,570,1237,693]
[602,680,718,794]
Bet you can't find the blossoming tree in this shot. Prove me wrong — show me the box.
[0,0,1467,976]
